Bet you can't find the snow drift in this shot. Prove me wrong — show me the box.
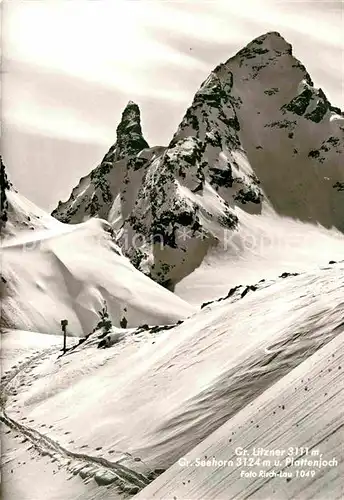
[136,329,344,500]
[4,262,343,493]
[1,187,194,335]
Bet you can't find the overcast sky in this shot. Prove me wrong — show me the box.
[2,0,343,210]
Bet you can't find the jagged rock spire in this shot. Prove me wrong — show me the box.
[100,101,149,165]
[115,101,149,160]
[51,101,150,223]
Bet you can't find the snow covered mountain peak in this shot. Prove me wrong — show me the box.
[51,32,343,290]
[237,30,292,55]
[212,32,344,231]
[169,71,241,149]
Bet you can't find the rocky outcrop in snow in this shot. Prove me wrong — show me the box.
[0,156,11,230]
[1,159,59,238]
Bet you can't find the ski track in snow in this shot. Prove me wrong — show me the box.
[1,344,153,497]
[1,263,343,500]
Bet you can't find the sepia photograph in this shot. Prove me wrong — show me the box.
[1,1,343,499]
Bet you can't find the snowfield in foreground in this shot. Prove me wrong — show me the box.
[1,212,194,335]
[136,329,344,500]
[2,262,343,499]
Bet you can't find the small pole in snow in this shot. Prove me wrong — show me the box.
[61,319,68,353]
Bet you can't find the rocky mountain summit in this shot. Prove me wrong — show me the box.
[51,31,344,290]
[214,31,343,228]
[51,101,150,223]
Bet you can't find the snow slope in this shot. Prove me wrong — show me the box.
[1,330,62,372]
[3,261,343,499]
[176,209,344,304]
[1,185,194,334]
[135,329,344,500]
[1,330,104,500]
[2,189,62,238]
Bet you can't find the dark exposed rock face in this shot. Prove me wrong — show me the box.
[333,181,344,192]
[0,156,13,228]
[101,101,149,165]
[115,101,149,160]
[282,86,343,124]
[282,87,314,116]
